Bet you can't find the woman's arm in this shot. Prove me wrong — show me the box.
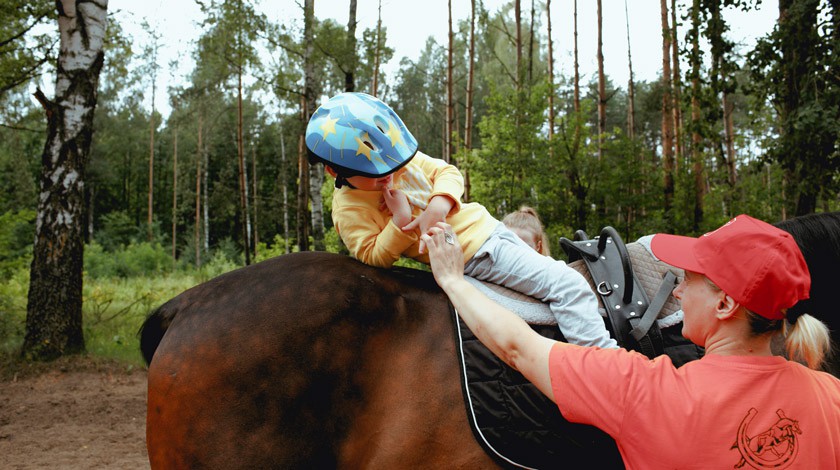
[421,222,570,401]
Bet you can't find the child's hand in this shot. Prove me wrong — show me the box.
[382,187,412,228]
[406,195,455,253]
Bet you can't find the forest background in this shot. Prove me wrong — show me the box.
[0,0,838,363]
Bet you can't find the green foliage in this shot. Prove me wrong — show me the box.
[85,241,173,279]
[0,209,35,279]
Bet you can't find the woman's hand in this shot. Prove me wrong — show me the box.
[420,222,465,290]
[407,195,455,253]
[382,187,412,228]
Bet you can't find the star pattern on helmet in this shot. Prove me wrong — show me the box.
[320,115,339,138]
[385,120,404,148]
[355,132,373,160]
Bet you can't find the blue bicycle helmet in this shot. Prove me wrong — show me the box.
[306,92,418,188]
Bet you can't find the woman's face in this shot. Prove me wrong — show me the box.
[673,270,723,347]
[509,227,539,252]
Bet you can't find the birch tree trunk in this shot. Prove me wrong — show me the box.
[147,32,158,242]
[251,143,258,256]
[25,0,108,360]
[304,0,324,251]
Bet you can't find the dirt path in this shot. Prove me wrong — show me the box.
[0,358,149,470]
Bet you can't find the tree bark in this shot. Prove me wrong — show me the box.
[464,0,476,201]
[345,0,357,92]
[303,0,324,251]
[690,0,704,231]
[623,0,635,140]
[296,95,310,252]
[660,0,675,229]
[195,115,202,267]
[446,0,454,163]
[25,0,108,360]
[172,129,178,261]
[237,59,250,264]
[547,0,555,145]
[596,0,606,160]
[671,0,683,167]
[371,0,382,97]
[251,143,258,257]
[147,34,158,242]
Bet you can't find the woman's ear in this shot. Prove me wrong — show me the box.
[715,292,740,320]
[325,165,337,178]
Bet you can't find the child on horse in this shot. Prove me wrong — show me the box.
[305,92,616,348]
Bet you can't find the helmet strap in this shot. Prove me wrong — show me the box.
[334,174,356,190]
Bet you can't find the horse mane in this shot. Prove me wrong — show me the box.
[774,212,840,321]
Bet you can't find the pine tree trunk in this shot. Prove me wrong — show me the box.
[671,0,683,168]
[624,0,636,139]
[690,0,704,231]
[371,0,382,97]
[202,140,209,253]
[237,64,250,265]
[446,0,454,163]
[195,116,202,267]
[596,0,606,160]
[546,0,555,145]
[345,0,357,92]
[464,0,476,202]
[25,0,108,360]
[172,129,178,261]
[251,143,258,257]
[660,0,675,229]
[573,0,580,113]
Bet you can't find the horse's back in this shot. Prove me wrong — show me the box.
[144,252,497,468]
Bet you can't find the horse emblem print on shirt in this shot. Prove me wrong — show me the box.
[732,408,801,469]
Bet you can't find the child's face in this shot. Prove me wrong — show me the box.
[344,173,394,191]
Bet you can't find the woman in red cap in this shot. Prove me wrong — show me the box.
[421,214,840,469]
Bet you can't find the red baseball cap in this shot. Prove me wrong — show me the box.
[650,214,810,320]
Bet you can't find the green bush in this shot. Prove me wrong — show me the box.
[0,209,35,279]
[85,241,173,278]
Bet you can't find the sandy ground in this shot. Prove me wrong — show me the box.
[0,357,149,470]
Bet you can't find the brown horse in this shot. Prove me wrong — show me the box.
[141,213,840,468]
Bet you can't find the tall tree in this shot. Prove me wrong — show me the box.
[144,25,160,241]
[303,0,324,251]
[573,0,581,113]
[660,0,675,228]
[26,0,108,360]
[345,0,358,92]
[546,0,555,143]
[370,0,382,96]
[596,0,606,160]
[464,0,476,201]
[446,0,454,163]
[689,0,705,230]
[171,129,178,260]
[624,0,636,139]
[670,0,683,166]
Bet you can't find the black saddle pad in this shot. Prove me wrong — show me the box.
[452,307,623,469]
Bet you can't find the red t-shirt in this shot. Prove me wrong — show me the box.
[549,344,840,469]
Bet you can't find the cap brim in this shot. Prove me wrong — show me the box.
[650,233,705,273]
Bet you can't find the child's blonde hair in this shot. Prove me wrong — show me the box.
[502,206,551,256]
